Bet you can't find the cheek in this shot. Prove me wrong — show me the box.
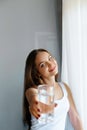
[55,61,58,72]
[54,60,58,67]
[57,63,58,70]
[38,68,47,75]
[40,68,49,78]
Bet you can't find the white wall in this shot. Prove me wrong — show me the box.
[0,0,61,130]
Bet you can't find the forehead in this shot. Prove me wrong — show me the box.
[35,51,50,64]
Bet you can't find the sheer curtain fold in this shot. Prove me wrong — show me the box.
[62,0,87,129]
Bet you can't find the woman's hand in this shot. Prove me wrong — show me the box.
[38,102,57,113]
[26,88,57,119]
[29,95,57,119]
[25,88,40,119]
[29,95,41,119]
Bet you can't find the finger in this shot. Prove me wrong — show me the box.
[30,101,38,110]
[30,108,41,119]
[39,102,57,113]
[54,103,58,107]
[29,105,41,118]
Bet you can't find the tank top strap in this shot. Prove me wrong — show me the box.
[58,82,68,97]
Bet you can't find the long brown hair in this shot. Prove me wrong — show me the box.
[23,48,58,129]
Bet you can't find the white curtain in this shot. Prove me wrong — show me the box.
[62,0,87,129]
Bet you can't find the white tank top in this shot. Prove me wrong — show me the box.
[31,82,70,130]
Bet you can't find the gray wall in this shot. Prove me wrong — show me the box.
[0,0,62,130]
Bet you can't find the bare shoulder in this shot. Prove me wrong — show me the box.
[63,82,72,95]
[25,86,38,96]
[63,82,77,110]
[25,86,38,104]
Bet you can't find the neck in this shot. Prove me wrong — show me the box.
[43,77,56,86]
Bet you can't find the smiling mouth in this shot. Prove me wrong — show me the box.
[49,66,56,72]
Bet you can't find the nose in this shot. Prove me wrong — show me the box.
[47,61,53,68]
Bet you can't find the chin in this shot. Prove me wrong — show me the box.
[51,70,58,76]
[54,67,58,74]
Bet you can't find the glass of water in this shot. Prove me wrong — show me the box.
[38,84,54,124]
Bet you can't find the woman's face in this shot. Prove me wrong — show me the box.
[35,51,58,79]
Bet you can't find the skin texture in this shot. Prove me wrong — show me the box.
[25,51,84,130]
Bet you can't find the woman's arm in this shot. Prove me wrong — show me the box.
[25,88,38,105]
[25,87,57,119]
[25,88,41,119]
[64,83,84,130]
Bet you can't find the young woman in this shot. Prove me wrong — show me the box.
[23,48,84,130]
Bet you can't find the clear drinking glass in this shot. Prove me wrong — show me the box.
[38,84,54,124]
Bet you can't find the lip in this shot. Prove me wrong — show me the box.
[49,66,56,72]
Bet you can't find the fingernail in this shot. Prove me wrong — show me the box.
[55,103,57,107]
[36,117,38,119]
[37,109,40,112]
[38,114,40,117]
[36,101,38,104]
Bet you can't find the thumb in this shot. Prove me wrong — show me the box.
[54,103,58,107]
